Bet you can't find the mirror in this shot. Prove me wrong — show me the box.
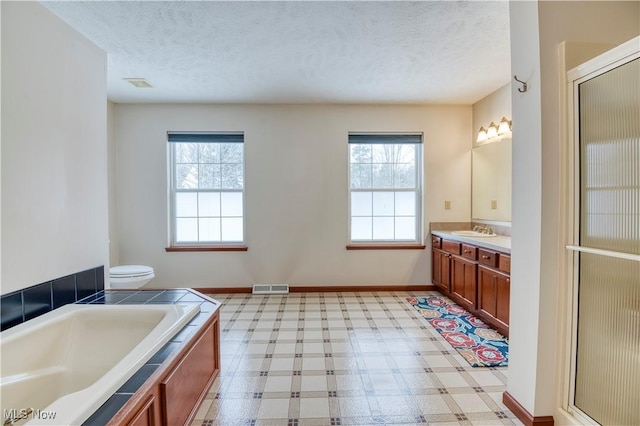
[472,139,512,221]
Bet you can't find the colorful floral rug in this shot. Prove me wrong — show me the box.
[406,295,509,367]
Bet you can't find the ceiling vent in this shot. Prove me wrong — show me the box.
[123,78,153,88]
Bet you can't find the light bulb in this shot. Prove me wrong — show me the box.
[497,117,512,137]
[487,122,498,140]
[476,127,488,143]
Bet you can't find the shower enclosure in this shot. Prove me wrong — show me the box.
[566,37,639,425]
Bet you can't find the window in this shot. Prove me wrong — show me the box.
[348,133,422,244]
[168,132,244,247]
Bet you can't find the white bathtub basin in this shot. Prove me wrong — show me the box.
[0,303,200,425]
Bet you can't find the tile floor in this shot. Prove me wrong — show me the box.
[193,291,521,425]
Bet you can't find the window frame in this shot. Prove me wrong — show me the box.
[347,133,424,248]
[166,132,246,250]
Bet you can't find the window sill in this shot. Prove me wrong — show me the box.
[165,245,248,252]
[346,244,426,250]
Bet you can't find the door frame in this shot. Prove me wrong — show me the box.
[563,36,640,425]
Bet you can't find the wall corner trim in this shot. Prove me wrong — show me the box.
[503,392,555,426]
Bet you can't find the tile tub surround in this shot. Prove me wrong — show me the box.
[1,303,201,426]
[75,289,221,426]
[196,291,521,425]
[0,266,105,331]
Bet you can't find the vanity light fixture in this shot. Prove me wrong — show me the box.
[476,117,512,144]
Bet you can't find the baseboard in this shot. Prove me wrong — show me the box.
[290,285,436,293]
[503,392,554,426]
[195,285,437,294]
[194,287,252,294]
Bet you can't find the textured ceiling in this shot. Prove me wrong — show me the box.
[41,1,511,104]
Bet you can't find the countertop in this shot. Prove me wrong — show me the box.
[431,230,511,253]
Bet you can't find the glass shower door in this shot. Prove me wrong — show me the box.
[569,54,639,425]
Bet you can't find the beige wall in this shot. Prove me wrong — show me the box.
[107,101,120,266]
[509,1,544,414]
[509,0,639,421]
[0,2,109,294]
[472,83,512,144]
[113,103,472,288]
[471,84,512,221]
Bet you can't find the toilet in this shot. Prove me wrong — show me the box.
[109,265,155,289]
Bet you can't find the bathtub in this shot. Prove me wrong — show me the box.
[0,303,200,425]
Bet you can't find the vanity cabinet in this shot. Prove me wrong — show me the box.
[431,234,510,337]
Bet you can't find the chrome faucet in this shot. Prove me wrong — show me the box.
[3,409,33,425]
[473,225,495,235]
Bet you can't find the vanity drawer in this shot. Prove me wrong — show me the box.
[461,244,477,260]
[498,254,511,273]
[431,235,442,249]
[443,240,461,255]
[478,249,498,268]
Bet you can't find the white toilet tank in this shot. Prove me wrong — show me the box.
[109,265,155,289]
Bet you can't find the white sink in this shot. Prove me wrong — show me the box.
[451,230,497,238]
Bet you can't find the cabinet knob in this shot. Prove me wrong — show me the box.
[482,255,490,259]
[507,278,510,282]
[464,250,471,253]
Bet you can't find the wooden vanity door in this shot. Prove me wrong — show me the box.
[478,265,510,336]
[451,256,477,311]
[432,248,451,293]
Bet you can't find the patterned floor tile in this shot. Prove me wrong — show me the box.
[205,291,520,425]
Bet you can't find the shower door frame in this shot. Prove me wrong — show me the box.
[564,36,640,425]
